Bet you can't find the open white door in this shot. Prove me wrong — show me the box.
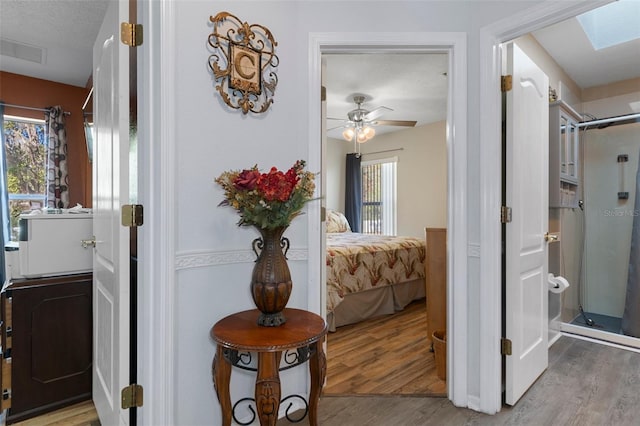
[92,0,131,424]
[504,42,549,406]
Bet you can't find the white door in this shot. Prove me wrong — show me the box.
[504,42,549,406]
[92,0,131,424]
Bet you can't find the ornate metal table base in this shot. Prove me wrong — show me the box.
[217,347,318,425]
[211,309,328,426]
[232,395,308,425]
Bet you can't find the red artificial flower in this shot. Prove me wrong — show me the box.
[233,168,261,190]
[257,166,299,202]
[215,159,315,230]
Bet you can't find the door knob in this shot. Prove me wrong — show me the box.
[544,232,559,243]
[81,237,97,248]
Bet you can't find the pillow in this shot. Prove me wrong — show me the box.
[326,210,352,233]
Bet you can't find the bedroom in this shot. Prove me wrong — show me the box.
[322,52,449,395]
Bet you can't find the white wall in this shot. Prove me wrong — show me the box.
[325,137,349,213]
[163,1,547,423]
[362,122,447,237]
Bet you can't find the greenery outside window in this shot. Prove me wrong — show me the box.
[2,115,46,240]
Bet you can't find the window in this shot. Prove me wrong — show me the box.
[2,115,47,240]
[361,157,397,235]
[577,0,640,50]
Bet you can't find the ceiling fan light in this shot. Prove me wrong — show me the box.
[364,126,375,138]
[356,130,368,143]
[342,128,354,141]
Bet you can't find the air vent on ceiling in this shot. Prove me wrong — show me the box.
[0,39,45,64]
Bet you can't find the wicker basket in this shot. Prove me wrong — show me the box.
[432,330,447,380]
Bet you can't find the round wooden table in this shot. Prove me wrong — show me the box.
[211,308,328,426]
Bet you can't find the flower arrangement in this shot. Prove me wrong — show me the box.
[215,160,316,230]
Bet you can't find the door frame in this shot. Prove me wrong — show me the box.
[308,32,468,405]
[478,0,613,414]
[136,0,178,424]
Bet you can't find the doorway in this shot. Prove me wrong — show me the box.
[480,0,630,414]
[322,52,448,396]
[308,31,468,402]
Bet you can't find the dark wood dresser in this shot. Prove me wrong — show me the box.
[1,273,92,423]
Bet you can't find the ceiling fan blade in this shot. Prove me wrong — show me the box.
[364,106,393,121]
[329,122,356,131]
[374,119,417,127]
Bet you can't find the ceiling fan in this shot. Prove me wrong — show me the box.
[328,95,417,143]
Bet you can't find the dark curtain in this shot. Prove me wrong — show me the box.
[0,105,9,284]
[45,106,69,208]
[344,153,362,233]
[622,149,640,337]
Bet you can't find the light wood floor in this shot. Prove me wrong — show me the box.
[281,335,640,425]
[8,400,99,426]
[324,299,447,396]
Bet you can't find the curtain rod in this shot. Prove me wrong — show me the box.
[578,112,640,128]
[0,102,71,116]
[361,148,404,156]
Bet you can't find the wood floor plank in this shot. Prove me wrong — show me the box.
[324,298,446,396]
[281,336,640,425]
[10,400,98,426]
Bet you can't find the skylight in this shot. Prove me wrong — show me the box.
[577,0,640,50]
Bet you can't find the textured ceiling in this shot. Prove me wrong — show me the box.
[0,0,108,87]
[324,53,449,139]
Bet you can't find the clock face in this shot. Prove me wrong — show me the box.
[229,43,261,94]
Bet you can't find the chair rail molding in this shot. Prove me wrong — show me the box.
[175,248,308,270]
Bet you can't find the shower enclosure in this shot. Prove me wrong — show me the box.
[559,112,640,349]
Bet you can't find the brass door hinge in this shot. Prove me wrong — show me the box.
[501,75,513,92]
[121,384,143,409]
[501,206,512,224]
[501,338,512,356]
[122,204,144,227]
[121,22,143,47]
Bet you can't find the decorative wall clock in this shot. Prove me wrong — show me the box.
[208,12,279,115]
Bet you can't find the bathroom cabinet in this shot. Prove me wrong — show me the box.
[549,100,581,208]
[0,273,92,423]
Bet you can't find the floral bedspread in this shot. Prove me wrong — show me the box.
[326,232,426,313]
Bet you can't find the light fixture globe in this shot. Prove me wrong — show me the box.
[342,128,355,141]
[363,126,375,139]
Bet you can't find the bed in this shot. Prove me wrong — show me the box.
[325,210,426,331]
